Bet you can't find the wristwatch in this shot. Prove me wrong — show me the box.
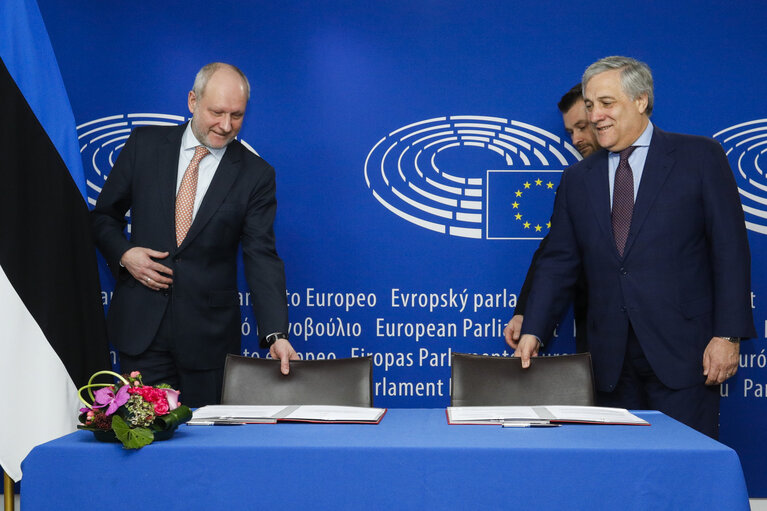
[720,336,741,344]
[261,332,289,349]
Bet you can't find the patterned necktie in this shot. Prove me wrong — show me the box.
[175,145,209,246]
[612,146,637,257]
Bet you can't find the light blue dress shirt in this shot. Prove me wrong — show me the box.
[608,121,654,205]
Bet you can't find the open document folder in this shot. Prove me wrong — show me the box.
[446,405,649,426]
[189,405,387,425]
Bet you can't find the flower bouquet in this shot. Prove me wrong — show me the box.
[78,370,192,449]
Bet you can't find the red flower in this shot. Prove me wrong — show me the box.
[154,400,170,415]
[127,385,171,415]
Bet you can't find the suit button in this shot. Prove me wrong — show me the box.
[619,267,627,275]
[620,306,627,312]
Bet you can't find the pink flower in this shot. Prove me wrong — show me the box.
[153,400,169,415]
[134,386,165,403]
[93,385,130,415]
[125,385,178,415]
[130,371,141,378]
[164,389,180,411]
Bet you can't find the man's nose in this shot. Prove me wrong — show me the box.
[588,107,603,123]
[220,114,232,131]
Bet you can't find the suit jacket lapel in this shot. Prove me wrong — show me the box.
[160,125,185,251]
[177,141,241,251]
[623,127,675,258]
[583,150,614,246]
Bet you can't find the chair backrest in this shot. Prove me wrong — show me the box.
[221,354,374,407]
[450,352,595,407]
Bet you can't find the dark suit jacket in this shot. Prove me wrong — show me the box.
[521,127,755,392]
[516,232,588,352]
[91,124,288,370]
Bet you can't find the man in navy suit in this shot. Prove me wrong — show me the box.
[92,63,298,407]
[511,56,755,438]
[505,84,597,354]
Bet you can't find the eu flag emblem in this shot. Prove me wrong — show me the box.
[486,170,561,239]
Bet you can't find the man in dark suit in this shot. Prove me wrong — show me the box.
[511,56,755,438]
[505,84,597,353]
[92,62,298,407]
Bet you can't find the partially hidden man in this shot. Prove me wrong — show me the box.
[505,84,598,354]
[512,56,755,438]
[92,62,298,407]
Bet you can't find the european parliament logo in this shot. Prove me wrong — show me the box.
[79,114,187,210]
[714,118,767,235]
[77,113,259,223]
[364,115,581,240]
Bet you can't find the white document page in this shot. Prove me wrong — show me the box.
[447,406,541,422]
[447,405,648,425]
[189,404,386,424]
[192,405,286,419]
[543,406,648,424]
[282,405,386,422]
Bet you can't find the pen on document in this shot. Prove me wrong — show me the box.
[186,421,244,426]
[502,422,560,428]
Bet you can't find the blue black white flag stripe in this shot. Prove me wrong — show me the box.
[0,0,109,482]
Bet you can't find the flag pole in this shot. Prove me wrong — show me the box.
[3,470,15,511]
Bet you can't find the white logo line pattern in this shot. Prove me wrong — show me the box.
[364,115,581,239]
[714,118,767,235]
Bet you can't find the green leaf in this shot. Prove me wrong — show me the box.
[112,415,154,449]
[153,405,193,431]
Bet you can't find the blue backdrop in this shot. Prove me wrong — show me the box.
[37,0,767,495]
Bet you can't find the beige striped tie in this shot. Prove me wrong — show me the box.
[175,145,209,246]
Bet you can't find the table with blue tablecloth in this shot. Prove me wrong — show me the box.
[21,409,748,510]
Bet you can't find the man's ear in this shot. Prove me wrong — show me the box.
[635,93,649,115]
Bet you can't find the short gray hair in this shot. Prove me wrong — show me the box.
[582,56,654,116]
[192,62,251,100]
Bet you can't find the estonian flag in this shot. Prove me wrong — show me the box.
[0,0,110,482]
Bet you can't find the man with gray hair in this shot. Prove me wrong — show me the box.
[510,56,755,437]
[92,62,298,407]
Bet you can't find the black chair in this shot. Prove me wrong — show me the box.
[450,352,595,406]
[221,354,374,407]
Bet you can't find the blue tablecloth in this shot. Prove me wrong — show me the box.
[21,409,748,510]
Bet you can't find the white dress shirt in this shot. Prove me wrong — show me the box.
[177,123,227,219]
